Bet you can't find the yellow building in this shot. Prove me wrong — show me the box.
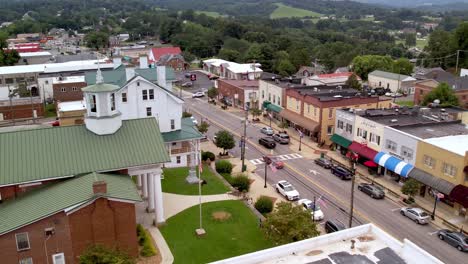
[57,101,86,126]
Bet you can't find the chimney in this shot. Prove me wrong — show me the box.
[112,56,122,68]
[157,65,167,90]
[139,55,148,69]
[93,180,107,195]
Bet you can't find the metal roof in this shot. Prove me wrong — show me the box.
[0,172,141,235]
[0,118,170,186]
[369,70,412,81]
[85,66,127,87]
[408,168,456,195]
[162,118,203,142]
[82,83,121,93]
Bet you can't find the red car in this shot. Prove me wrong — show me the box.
[207,74,219,80]
[263,156,284,169]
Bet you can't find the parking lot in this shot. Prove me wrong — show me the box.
[175,70,215,92]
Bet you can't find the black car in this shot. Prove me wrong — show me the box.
[331,166,352,180]
[325,219,347,233]
[259,137,276,149]
[184,72,191,78]
[358,183,385,199]
[314,158,332,169]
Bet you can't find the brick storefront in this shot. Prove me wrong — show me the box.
[217,79,259,109]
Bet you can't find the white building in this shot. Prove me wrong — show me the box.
[368,70,417,94]
[461,68,468,77]
[203,58,263,80]
[213,224,443,264]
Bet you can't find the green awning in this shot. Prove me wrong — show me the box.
[262,101,271,109]
[266,103,283,113]
[331,134,352,148]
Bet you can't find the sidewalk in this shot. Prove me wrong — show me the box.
[163,192,236,219]
[259,115,468,231]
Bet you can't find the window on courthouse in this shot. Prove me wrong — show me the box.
[16,232,30,251]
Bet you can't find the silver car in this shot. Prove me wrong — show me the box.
[400,207,430,225]
[260,127,274,136]
[272,133,290,144]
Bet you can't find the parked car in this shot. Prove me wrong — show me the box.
[208,74,219,80]
[181,81,193,87]
[260,127,274,136]
[357,183,385,199]
[221,97,233,106]
[276,180,299,201]
[192,91,205,98]
[331,166,352,180]
[314,157,332,169]
[212,135,217,144]
[400,207,430,225]
[184,72,191,78]
[272,133,290,144]
[325,219,347,233]
[190,116,198,125]
[298,199,324,221]
[263,156,284,169]
[258,137,276,149]
[437,229,468,252]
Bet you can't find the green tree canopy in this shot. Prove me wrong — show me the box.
[214,130,235,155]
[422,83,459,107]
[352,55,393,80]
[85,31,110,50]
[401,179,420,203]
[207,87,218,99]
[345,74,362,91]
[393,58,413,76]
[197,121,210,134]
[262,202,320,245]
[404,33,416,47]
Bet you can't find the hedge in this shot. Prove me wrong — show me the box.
[255,196,274,215]
[201,151,216,162]
[231,174,250,192]
[136,224,157,257]
[215,160,233,174]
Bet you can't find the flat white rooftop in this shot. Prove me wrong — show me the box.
[212,224,442,264]
[203,58,262,73]
[0,59,111,75]
[52,76,85,84]
[57,100,86,112]
[19,51,52,57]
[424,134,468,156]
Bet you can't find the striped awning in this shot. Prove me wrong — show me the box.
[374,152,414,178]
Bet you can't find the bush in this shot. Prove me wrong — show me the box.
[220,173,233,184]
[215,160,233,174]
[182,111,192,118]
[255,196,274,215]
[231,174,251,192]
[201,151,216,162]
[136,224,157,257]
[79,245,135,264]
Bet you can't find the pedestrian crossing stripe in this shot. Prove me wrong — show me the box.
[249,153,303,165]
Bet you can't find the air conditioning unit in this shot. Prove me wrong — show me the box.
[45,227,55,236]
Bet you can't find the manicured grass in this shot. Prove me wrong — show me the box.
[44,103,56,117]
[416,38,428,49]
[270,3,322,19]
[160,200,274,264]
[396,100,415,107]
[196,11,223,18]
[162,165,230,195]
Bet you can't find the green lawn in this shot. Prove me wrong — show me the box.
[44,103,56,118]
[396,100,415,107]
[270,3,322,19]
[195,11,223,18]
[416,38,428,50]
[162,165,229,195]
[160,200,274,264]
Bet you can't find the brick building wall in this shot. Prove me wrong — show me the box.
[218,80,245,108]
[0,103,44,120]
[0,179,66,202]
[53,82,87,102]
[0,212,74,264]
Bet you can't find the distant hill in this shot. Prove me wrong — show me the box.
[356,0,468,8]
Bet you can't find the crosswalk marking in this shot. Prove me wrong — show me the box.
[249,153,303,165]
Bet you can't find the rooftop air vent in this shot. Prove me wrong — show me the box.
[390,119,398,123]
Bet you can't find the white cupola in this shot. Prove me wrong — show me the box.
[81,68,122,135]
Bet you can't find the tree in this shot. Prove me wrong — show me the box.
[0,32,20,66]
[352,55,394,80]
[404,33,416,47]
[182,111,192,118]
[278,121,289,131]
[207,87,218,100]
[79,245,135,264]
[262,202,319,244]
[345,74,362,91]
[250,107,262,119]
[214,130,235,155]
[84,31,109,50]
[275,59,296,77]
[392,58,413,76]
[422,83,459,106]
[401,179,420,204]
[197,121,210,134]
[218,48,241,62]
[425,30,455,68]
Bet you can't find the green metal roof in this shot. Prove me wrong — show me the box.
[266,103,283,113]
[85,66,127,87]
[369,70,410,81]
[0,172,141,235]
[162,118,203,142]
[0,118,170,186]
[330,134,352,148]
[82,83,120,93]
[135,67,176,82]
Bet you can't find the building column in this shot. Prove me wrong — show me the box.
[154,170,165,224]
[137,175,142,189]
[147,173,155,212]
[142,173,148,200]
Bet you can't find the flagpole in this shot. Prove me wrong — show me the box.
[198,139,202,230]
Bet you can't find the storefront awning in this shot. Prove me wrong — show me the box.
[266,103,283,113]
[279,109,318,132]
[407,168,456,195]
[330,134,352,148]
[450,185,468,208]
[262,100,271,109]
[348,142,378,161]
[374,152,413,178]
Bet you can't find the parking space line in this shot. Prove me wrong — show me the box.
[391,208,401,212]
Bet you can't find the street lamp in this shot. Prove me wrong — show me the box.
[347,152,359,228]
[263,156,272,188]
[298,129,303,151]
[431,192,443,220]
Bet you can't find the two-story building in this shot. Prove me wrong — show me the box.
[52,76,87,102]
[217,79,259,109]
[203,59,263,80]
[368,70,416,94]
[258,77,303,120]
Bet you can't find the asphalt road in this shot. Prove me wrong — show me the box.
[175,70,215,92]
[184,95,466,264]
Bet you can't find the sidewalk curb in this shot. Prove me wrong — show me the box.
[149,227,174,264]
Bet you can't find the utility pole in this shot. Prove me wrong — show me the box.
[264,159,268,188]
[349,157,357,228]
[241,107,248,172]
[312,196,316,222]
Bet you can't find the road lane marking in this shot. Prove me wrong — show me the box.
[310,169,319,176]
[428,231,438,236]
[250,159,263,165]
[391,208,401,212]
[249,153,303,165]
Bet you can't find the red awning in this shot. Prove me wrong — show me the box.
[348,142,378,161]
[449,185,468,208]
[364,160,378,168]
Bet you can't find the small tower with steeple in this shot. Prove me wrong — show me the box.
[82,68,122,135]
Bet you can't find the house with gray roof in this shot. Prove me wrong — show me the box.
[368,70,416,94]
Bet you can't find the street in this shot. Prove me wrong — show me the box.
[184,95,466,264]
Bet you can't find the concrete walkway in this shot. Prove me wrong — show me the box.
[163,192,236,218]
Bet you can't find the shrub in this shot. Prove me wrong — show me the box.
[79,245,135,264]
[182,111,192,118]
[255,196,274,215]
[135,224,157,257]
[215,160,233,174]
[231,174,251,192]
[220,173,233,184]
[202,151,216,162]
